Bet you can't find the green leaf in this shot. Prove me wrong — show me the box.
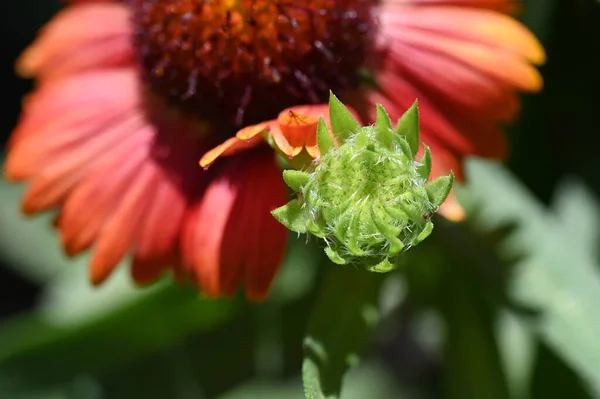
[497,311,536,399]
[328,92,360,143]
[551,179,600,257]
[302,267,382,399]
[461,159,600,397]
[394,100,419,156]
[0,233,320,396]
[0,280,237,393]
[0,180,72,282]
[272,199,309,234]
[218,361,405,399]
[530,343,593,399]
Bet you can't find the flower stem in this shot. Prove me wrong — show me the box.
[302,265,383,399]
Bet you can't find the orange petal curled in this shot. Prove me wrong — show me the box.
[199,128,266,168]
[276,104,332,158]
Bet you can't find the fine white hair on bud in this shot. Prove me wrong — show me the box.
[272,93,454,273]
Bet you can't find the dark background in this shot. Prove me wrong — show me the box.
[0,1,61,319]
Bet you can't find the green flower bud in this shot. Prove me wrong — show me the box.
[272,93,454,272]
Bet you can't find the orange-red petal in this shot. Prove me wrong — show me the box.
[17,3,133,81]
[199,126,266,168]
[183,148,288,301]
[277,104,333,158]
[130,169,187,284]
[428,143,467,221]
[89,162,159,285]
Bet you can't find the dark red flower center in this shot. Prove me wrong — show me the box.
[130,0,377,130]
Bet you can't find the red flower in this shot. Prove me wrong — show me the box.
[7,1,291,301]
[202,0,545,221]
[5,0,543,299]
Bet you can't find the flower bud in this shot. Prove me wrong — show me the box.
[273,93,454,272]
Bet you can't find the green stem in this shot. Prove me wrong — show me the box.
[302,266,383,399]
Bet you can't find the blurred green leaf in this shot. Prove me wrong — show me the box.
[0,180,72,281]
[220,361,404,399]
[0,388,70,399]
[529,342,593,399]
[219,380,303,399]
[497,311,536,399]
[0,281,237,393]
[0,175,241,387]
[86,241,321,399]
[0,191,320,397]
[0,173,320,395]
[551,179,600,258]
[302,267,382,399]
[460,159,600,397]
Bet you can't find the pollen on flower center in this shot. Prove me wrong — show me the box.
[130,0,377,128]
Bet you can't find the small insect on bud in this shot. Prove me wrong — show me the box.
[272,93,454,272]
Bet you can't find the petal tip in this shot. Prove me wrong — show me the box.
[89,269,107,286]
[439,198,466,223]
[15,47,39,78]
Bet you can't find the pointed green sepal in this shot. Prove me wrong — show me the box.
[288,151,314,171]
[271,199,308,234]
[370,206,404,256]
[329,91,360,142]
[399,199,423,221]
[316,117,334,155]
[325,247,347,265]
[354,130,369,149]
[367,258,397,273]
[415,221,434,244]
[346,217,367,257]
[397,138,414,160]
[425,171,455,208]
[375,104,393,148]
[282,169,310,192]
[333,212,352,244]
[307,218,327,238]
[379,201,409,221]
[395,100,419,156]
[416,145,432,181]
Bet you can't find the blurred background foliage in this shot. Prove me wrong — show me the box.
[1,0,600,398]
